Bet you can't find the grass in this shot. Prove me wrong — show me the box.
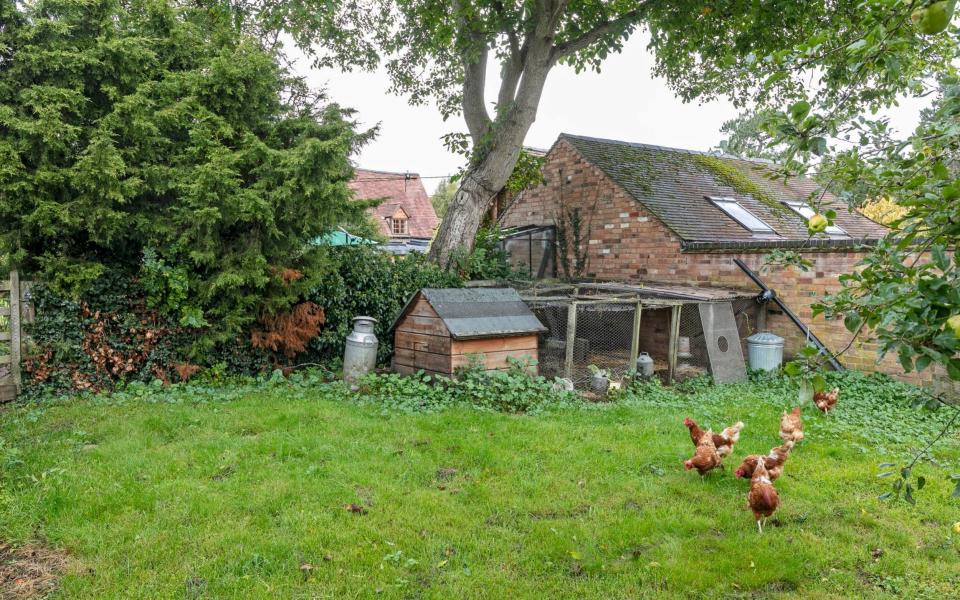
[1,374,959,598]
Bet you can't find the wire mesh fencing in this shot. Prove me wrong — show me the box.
[529,294,762,389]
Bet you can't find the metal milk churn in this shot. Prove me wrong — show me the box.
[635,352,655,379]
[343,316,378,382]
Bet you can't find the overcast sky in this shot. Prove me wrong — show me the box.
[297,34,929,194]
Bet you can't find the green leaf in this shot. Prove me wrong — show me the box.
[877,471,893,478]
[916,476,925,490]
[844,313,862,332]
[789,100,811,123]
[811,374,827,393]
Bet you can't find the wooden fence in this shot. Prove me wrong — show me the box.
[1,271,31,402]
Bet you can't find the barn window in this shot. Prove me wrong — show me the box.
[707,197,775,234]
[783,201,848,236]
[391,216,408,236]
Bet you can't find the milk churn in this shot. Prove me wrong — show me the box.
[635,352,655,378]
[343,316,378,382]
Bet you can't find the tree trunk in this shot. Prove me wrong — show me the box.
[429,86,550,267]
[427,144,521,268]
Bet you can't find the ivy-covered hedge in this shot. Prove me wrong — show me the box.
[305,246,462,364]
[23,271,273,398]
[22,248,462,396]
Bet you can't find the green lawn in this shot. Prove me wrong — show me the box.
[1,374,959,598]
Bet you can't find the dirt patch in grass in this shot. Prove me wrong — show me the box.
[0,542,68,599]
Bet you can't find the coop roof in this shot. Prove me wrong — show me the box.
[394,288,547,340]
[558,134,888,249]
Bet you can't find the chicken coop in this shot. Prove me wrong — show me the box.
[519,281,761,389]
[391,288,547,377]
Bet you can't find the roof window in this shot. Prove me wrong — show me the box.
[783,201,847,236]
[707,197,775,234]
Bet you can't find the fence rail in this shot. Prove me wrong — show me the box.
[1,270,30,402]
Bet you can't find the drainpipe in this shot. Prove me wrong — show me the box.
[733,258,844,371]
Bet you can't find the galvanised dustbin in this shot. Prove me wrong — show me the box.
[746,332,784,372]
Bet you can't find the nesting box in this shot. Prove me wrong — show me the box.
[391,288,546,377]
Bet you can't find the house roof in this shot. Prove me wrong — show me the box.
[393,288,547,340]
[349,169,439,238]
[559,134,888,249]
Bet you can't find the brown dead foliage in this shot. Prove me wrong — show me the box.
[0,542,68,599]
[25,302,172,392]
[173,363,201,382]
[250,302,325,359]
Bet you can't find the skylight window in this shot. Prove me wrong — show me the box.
[707,197,775,234]
[783,201,847,236]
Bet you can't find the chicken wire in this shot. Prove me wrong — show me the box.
[530,296,760,388]
[675,298,760,382]
[530,301,636,388]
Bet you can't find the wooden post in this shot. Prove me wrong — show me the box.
[628,300,643,372]
[9,270,21,393]
[564,301,578,381]
[667,304,682,384]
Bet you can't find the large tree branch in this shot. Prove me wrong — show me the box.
[550,6,648,64]
[462,45,492,142]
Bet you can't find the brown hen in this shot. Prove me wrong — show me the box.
[779,406,804,443]
[683,418,744,459]
[735,441,794,481]
[747,457,780,533]
[684,430,722,476]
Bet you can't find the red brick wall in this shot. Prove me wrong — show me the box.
[501,139,922,383]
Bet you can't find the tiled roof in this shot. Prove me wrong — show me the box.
[392,288,547,339]
[560,134,888,247]
[349,169,439,239]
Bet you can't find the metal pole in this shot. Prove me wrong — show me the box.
[733,258,843,371]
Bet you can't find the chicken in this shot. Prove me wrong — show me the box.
[779,407,804,443]
[747,457,780,533]
[814,387,839,414]
[684,430,722,476]
[734,441,794,481]
[684,418,744,459]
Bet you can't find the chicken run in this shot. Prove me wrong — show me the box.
[681,390,835,533]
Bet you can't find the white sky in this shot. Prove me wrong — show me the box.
[297,34,930,194]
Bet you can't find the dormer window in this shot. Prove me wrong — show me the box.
[707,197,775,234]
[783,201,848,236]
[388,206,409,236]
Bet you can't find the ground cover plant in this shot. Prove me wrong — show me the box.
[1,370,958,598]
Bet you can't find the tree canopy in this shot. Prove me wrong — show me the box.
[0,0,370,347]
[257,0,956,265]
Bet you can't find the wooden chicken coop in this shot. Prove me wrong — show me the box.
[391,288,547,377]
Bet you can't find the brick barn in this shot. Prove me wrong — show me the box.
[349,169,439,249]
[498,133,921,381]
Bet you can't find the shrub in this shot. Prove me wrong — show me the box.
[0,0,370,350]
[305,246,462,364]
[350,357,579,413]
[22,272,273,398]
